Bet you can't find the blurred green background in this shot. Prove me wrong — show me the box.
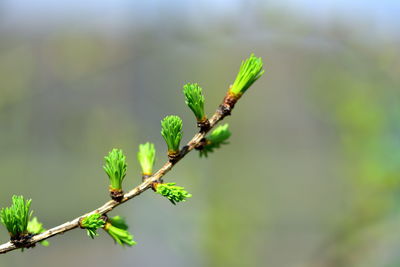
[0,1,400,266]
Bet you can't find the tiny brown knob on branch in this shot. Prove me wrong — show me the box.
[109,189,124,202]
[195,138,208,151]
[10,234,34,249]
[167,151,180,163]
[219,91,240,117]
[197,118,211,132]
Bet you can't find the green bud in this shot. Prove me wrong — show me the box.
[27,217,49,246]
[183,83,206,122]
[137,142,156,176]
[200,124,231,157]
[161,115,183,154]
[104,216,136,247]
[0,195,32,238]
[230,53,264,96]
[155,182,192,205]
[80,213,105,239]
[27,217,44,234]
[108,215,129,230]
[103,149,127,191]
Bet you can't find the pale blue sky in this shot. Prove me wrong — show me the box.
[1,0,399,32]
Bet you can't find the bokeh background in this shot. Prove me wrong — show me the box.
[0,0,399,266]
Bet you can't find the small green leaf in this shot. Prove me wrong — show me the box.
[0,195,32,238]
[155,183,192,205]
[80,213,105,239]
[230,53,264,96]
[183,83,206,122]
[109,216,129,231]
[104,216,136,247]
[27,217,44,234]
[137,142,156,175]
[200,124,231,157]
[161,115,183,154]
[27,217,50,246]
[40,240,50,247]
[103,149,127,190]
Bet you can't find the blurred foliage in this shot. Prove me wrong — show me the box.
[310,39,400,266]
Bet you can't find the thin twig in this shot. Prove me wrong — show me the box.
[0,102,228,254]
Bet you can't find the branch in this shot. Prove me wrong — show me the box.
[0,53,264,254]
[0,101,227,254]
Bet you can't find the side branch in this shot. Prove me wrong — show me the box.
[0,105,227,254]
